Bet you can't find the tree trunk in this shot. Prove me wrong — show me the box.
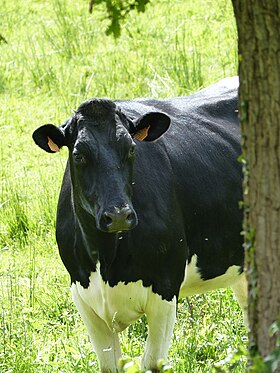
[232,1,280,371]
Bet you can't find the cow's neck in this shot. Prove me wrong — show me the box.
[70,178,120,278]
[75,210,119,276]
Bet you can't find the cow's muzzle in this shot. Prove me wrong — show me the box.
[99,205,138,233]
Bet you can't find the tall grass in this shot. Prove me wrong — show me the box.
[0,0,246,371]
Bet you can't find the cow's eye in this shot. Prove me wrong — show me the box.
[73,151,86,164]
[128,145,136,158]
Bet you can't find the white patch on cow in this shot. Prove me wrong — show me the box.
[142,294,176,371]
[71,256,244,371]
[179,254,242,297]
[71,281,122,372]
[71,263,177,372]
[72,265,147,333]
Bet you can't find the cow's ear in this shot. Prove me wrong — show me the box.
[132,112,170,142]
[32,124,66,153]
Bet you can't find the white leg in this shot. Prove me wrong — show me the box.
[71,286,121,373]
[231,273,249,330]
[142,292,177,372]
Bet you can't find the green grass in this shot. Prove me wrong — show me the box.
[0,0,246,371]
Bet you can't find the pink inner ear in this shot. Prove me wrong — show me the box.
[133,126,150,141]
[47,137,60,152]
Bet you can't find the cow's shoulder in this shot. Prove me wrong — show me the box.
[56,162,96,285]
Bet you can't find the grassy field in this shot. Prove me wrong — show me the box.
[0,0,247,371]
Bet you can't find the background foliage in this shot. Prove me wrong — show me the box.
[89,0,150,37]
[0,0,246,371]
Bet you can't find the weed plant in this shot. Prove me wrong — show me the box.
[0,0,246,371]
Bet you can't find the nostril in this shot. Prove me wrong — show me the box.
[126,212,134,223]
[103,213,113,227]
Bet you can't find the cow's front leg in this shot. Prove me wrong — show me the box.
[142,292,177,372]
[71,286,121,373]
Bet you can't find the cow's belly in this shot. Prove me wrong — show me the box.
[179,254,242,297]
[71,266,149,332]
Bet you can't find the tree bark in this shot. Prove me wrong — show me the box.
[232,0,280,370]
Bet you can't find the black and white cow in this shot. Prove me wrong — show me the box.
[33,77,247,372]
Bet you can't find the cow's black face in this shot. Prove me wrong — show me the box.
[32,98,170,233]
[70,101,137,233]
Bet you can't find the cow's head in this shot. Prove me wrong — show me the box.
[33,99,170,233]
